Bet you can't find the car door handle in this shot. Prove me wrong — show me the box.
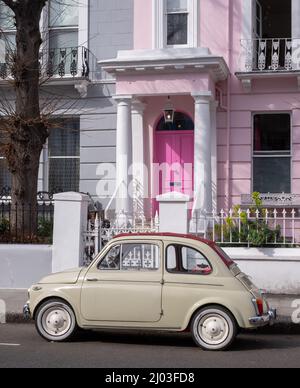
[86,278,100,282]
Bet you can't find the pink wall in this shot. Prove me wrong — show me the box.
[200,0,229,62]
[116,73,214,96]
[134,0,153,49]
[133,0,243,66]
[131,0,300,209]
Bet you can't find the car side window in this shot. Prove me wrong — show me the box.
[98,243,160,271]
[121,243,160,271]
[98,245,121,270]
[167,245,212,275]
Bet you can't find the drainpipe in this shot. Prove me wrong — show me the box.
[226,0,233,211]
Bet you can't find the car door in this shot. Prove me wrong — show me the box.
[162,242,217,328]
[80,240,163,323]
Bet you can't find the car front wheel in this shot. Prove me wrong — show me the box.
[35,299,78,342]
[191,306,238,351]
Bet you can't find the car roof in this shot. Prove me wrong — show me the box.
[113,232,215,247]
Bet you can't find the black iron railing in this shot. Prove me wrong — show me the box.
[240,38,299,72]
[0,46,90,80]
[0,189,54,244]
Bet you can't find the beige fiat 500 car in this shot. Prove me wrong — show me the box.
[24,233,276,351]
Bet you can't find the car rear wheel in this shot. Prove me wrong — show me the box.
[191,306,238,351]
[35,299,78,342]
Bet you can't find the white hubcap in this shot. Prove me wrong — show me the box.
[198,314,229,346]
[42,307,72,337]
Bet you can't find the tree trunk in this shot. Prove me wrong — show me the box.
[10,144,41,239]
[3,0,48,238]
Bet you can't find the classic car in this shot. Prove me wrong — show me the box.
[24,233,276,351]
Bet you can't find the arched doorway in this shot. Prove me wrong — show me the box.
[154,112,194,212]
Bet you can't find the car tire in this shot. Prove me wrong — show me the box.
[35,299,78,342]
[191,306,238,351]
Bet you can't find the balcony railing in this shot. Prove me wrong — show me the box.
[0,46,91,81]
[240,38,300,73]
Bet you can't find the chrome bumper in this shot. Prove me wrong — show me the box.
[249,309,277,327]
[23,303,31,320]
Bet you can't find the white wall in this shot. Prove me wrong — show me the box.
[0,243,300,294]
[224,248,300,295]
[0,245,52,289]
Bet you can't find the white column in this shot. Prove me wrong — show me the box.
[52,192,89,273]
[192,92,213,216]
[211,101,218,212]
[132,99,146,216]
[114,96,133,219]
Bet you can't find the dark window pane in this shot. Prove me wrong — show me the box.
[253,157,291,193]
[167,13,188,45]
[49,158,79,193]
[254,114,291,152]
[49,119,80,157]
[48,118,80,193]
[157,112,194,131]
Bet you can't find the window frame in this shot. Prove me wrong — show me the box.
[97,242,162,272]
[0,4,16,65]
[166,0,189,47]
[44,116,80,193]
[165,243,213,276]
[0,1,89,77]
[251,111,293,194]
[41,0,89,78]
[153,0,198,49]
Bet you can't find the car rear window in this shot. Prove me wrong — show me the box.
[166,244,213,275]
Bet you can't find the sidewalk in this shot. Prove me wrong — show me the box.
[0,289,299,328]
[0,289,28,322]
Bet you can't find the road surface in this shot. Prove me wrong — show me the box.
[0,324,300,368]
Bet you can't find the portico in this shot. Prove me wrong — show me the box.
[100,48,229,219]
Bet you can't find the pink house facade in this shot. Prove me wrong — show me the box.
[100,0,300,219]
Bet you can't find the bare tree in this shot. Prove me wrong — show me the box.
[0,0,85,237]
[0,0,48,236]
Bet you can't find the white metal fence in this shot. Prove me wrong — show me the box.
[83,213,160,266]
[190,208,300,247]
[83,206,300,265]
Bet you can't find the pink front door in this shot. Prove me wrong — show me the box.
[154,130,194,212]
